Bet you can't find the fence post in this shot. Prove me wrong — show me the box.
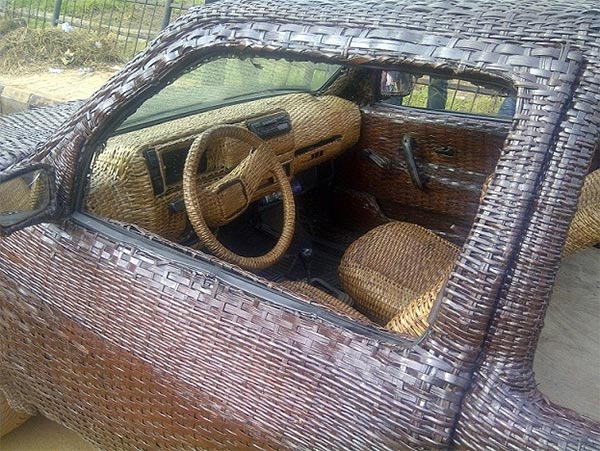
[161,0,172,29]
[52,0,62,25]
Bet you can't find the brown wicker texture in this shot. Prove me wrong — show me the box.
[345,167,600,338]
[339,222,459,325]
[0,102,82,172]
[184,126,296,269]
[0,176,34,212]
[563,169,600,255]
[86,94,360,241]
[279,280,372,324]
[0,394,29,437]
[453,49,600,451]
[336,106,509,243]
[0,0,598,450]
[480,168,600,256]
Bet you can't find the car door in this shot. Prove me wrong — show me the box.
[335,73,513,245]
[0,7,596,451]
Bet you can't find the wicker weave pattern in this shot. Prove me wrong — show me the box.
[481,168,600,256]
[0,224,465,449]
[0,394,29,437]
[0,102,82,172]
[280,281,372,324]
[344,167,599,338]
[564,169,600,255]
[0,0,598,449]
[184,126,296,269]
[337,106,510,244]
[347,168,599,338]
[86,94,359,241]
[0,177,34,212]
[339,222,459,325]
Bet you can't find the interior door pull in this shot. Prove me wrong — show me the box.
[401,134,424,190]
[363,148,390,169]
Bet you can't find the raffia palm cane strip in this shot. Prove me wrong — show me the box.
[481,169,600,256]
[0,177,34,212]
[280,280,372,323]
[85,94,360,242]
[386,170,599,337]
[563,168,600,255]
[0,395,30,437]
[339,222,459,327]
[183,126,295,270]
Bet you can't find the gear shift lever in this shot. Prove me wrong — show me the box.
[299,247,313,280]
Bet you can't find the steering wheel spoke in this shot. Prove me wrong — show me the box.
[183,125,296,270]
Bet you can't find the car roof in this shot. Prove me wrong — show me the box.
[194,0,599,55]
[8,0,598,175]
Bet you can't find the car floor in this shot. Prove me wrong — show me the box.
[1,248,598,450]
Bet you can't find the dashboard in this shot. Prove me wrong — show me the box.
[86,93,361,241]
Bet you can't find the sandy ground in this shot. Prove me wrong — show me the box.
[1,70,116,103]
[534,247,600,420]
[1,248,598,449]
[0,69,117,115]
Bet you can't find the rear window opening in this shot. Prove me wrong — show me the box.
[379,70,516,119]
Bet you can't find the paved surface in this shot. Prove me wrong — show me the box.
[535,247,600,421]
[0,69,116,114]
[1,248,598,449]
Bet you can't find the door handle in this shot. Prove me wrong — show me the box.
[401,134,425,190]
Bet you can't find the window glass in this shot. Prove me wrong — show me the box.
[0,168,51,227]
[380,71,515,118]
[119,57,340,132]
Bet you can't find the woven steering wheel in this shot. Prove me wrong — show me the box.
[183,125,296,270]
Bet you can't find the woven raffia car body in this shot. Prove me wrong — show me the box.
[0,0,599,449]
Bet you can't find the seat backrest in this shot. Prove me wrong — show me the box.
[341,170,599,338]
[563,169,600,255]
[481,169,600,256]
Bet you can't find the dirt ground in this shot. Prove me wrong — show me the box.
[534,247,600,420]
[1,248,598,450]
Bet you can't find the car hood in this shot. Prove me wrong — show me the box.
[0,101,83,171]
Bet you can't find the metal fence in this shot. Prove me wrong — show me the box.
[0,0,207,55]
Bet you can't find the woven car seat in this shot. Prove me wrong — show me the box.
[563,169,600,255]
[338,222,460,334]
[280,280,371,323]
[341,170,599,338]
[0,394,30,437]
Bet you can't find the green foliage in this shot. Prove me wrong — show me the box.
[403,79,505,117]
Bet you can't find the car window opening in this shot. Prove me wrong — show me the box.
[83,55,517,340]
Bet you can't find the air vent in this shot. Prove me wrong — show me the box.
[143,148,165,196]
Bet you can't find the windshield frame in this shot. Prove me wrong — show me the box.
[114,56,343,136]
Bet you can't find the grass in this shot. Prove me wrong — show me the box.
[10,0,130,18]
[0,18,125,72]
[402,78,505,116]
[4,0,205,58]
[0,17,27,35]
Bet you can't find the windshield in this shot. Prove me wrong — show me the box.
[118,57,341,132]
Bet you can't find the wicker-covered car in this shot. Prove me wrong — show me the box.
[0,0,599,449]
